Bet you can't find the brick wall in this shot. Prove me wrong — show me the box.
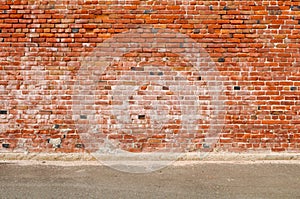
[0,0,300,154]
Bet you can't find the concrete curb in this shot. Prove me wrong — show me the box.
[1,152,300,162]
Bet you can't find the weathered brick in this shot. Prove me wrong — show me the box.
[0,0,299,154]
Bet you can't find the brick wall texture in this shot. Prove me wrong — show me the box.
[0,0,300,154]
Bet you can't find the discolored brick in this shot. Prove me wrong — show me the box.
[0,0,299,154]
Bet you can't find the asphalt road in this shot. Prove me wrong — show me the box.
[0,161,300,199]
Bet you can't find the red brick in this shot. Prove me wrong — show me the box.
[0,24,12,28]
[40,33,55,37]
[0,0,298,153]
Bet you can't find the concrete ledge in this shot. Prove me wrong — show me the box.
[0,152,300,162]
[0,152,96,161]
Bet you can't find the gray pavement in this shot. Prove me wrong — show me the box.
[0,161,300,199]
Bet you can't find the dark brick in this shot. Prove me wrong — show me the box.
[291,6,300,11]
[0,110,7,114]
[138,115,145,119]
[131,67,144,71]
[143,10,154,14]
[80,115,87,119]
[234,86,240,90]
[162,86,169,90]
[218,57,225,62]
[71,28,79,33]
